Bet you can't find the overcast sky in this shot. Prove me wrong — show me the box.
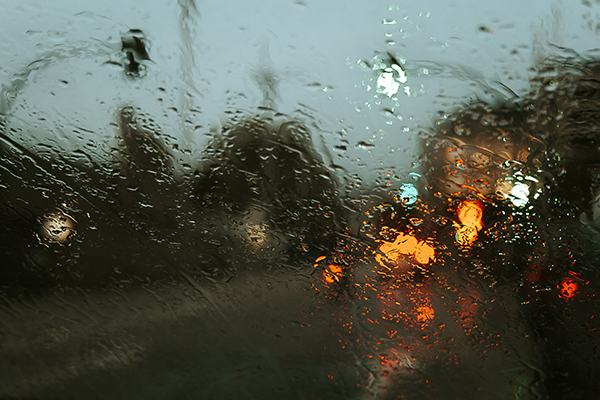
[1,0,599,183]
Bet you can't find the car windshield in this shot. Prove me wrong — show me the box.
[1,1,599,399]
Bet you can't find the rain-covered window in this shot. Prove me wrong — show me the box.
[1,1,599,399]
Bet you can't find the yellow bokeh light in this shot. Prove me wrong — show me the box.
[457,200,483,231]
[455,200,484,247]
[376,231,435,269]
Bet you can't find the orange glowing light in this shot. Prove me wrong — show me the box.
[414,241,435,265]
[376,232,435,269]
[323,264,343,284]
[457,200,483,230]
[415,306,435,323]
[455,200,484,246]
[558,278,578,299]
[455,225,478,247]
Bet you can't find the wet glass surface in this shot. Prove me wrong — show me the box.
[1,1,600,399]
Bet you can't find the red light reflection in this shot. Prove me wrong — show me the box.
[558,277,579,299]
